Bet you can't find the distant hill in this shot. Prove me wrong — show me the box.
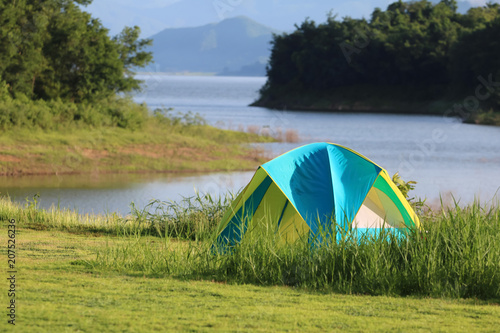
[84,0,498,39]
[148,16,279,76]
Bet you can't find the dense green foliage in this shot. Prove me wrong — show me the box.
[0,85,148,130]
[258,1,500,119]
[0,0,152,129]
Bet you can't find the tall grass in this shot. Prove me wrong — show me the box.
[86,198,500,300]
[0,192,232,238]
[129,192,233,240]
[2,193,499,299]
[0,195,124,234]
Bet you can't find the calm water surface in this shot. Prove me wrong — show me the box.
[2,75,499,215]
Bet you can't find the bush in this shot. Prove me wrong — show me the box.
[0,87,148,131]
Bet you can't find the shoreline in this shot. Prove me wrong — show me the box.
[0,123,273,177]
[252,84,500,126]
[251,100,446,115]
[251,100,500,126]
[0,166,259,177]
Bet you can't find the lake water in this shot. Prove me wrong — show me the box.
[2,75,499,215]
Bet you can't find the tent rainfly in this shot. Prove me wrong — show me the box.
[215,142,420,247]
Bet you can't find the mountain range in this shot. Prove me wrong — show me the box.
[147,16,279,75]
[84,0,488,38]
[131,1,490,76]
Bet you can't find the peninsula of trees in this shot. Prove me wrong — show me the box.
[253,0,500,125]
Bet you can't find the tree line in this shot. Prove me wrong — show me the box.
[0,0,153,129]
[259,0,500,116]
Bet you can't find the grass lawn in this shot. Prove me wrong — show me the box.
[1,227,499,332]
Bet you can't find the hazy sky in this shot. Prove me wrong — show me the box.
[83,0,498,37]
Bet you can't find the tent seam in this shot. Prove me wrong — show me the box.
[259,166,308,227]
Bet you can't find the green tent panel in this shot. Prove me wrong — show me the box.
[215,143,420,247]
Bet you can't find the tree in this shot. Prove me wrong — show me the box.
[260,0,500,109]
[0,0,50,97]
[450,14,500,109]
[113,25,153,93]
[0,0,153,102]
[441,0,458,12]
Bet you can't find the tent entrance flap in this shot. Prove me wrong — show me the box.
[353,184,404,229]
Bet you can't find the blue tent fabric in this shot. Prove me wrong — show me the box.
[326,144,382,230]
[263,143,334,235]
[262,143,381,234]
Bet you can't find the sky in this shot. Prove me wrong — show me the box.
[83,0,498,37]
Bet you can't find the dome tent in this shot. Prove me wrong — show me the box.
[215,142,420,247]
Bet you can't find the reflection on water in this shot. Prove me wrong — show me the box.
[1,172,253,215]
[2,75,499,215]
